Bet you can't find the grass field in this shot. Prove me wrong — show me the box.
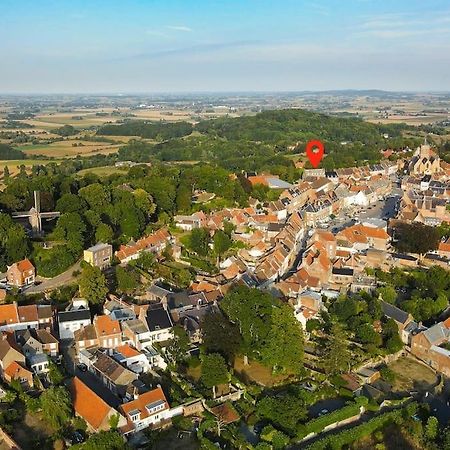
[18,140,122,157]
[0,159,63,178]
[389,356,437,392]
[76,165,128,177]
[234,356,293,387]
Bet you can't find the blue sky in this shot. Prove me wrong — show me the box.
[1,0,450,93]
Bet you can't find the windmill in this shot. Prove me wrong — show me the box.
[12,191,60,237]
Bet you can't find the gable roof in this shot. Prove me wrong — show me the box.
[4,360,32,379]
[116,344,141,359]
[0,304,19,326]
[58,309,91,323]
[146,306,173,332]
[18,305,38,323]
[120,386,168,420]
[71,377,114,431]
[15,259,34,273]
[381,301,410,324]
[94,315,121,337]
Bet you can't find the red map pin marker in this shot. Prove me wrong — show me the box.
[306,140,324,168]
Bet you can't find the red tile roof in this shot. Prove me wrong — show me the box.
[0,304,19,326]
[71,377,113,431]
[120,386,168,422]
[116,344,141,358]
[17,259,34,273]
[94,315,121,337]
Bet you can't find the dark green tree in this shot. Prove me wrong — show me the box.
[79,264,108,304]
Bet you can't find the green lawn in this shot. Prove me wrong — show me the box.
[76,166,128,177]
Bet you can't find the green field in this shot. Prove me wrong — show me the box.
[76,165,128,177]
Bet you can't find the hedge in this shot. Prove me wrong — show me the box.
[306,403,418,450]
[297,397,368,439]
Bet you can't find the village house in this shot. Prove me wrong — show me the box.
[121,319,152,351]
[83,243,113,269]
[381,301,419,345]
[113,344,153,374]
[71,377,127,432]
[3,361,33,389]
[80,348,138,399]
[58,299,91,340]
[6,258,35,287]
[142,305,174,344]
[174,212,206,231]
[74,324,99,352]
[119,386,182,435]
[93,315,122,349]
[115,228,172,264]
[411,323,450,377]
[0,333,25,375]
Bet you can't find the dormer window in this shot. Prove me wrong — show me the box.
[128,409,140,422]
[145,400,165,415]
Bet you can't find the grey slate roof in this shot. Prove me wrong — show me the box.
[423,323,450,345]
[381,301,410,325]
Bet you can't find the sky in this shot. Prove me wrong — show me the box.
[1,0,450,93]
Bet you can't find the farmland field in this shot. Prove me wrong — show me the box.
[17,140,122,158]
[76,165,128,177]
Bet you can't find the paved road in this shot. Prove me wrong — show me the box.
[25,259,82,294]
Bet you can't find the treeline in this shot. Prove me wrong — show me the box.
[196,109,409,144]
[110,109,424,171]
[0,161,248,275]
[98,120,193,140]
[0,144,25,160]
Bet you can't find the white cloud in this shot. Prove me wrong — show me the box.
[167,25,193,32]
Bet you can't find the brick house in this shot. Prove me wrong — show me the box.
[3,361,33,389]
[7,259,35,287]
[94,315,122,349]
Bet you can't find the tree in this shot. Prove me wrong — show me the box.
[321,323,351,375]
[167,325,190,362]
[133,251,155,271]
[201,311,242,362]
[71,431,129,450]
[176,183,192,213]
[377,285,397,304]
[262,304,304,373]
[40,386,72,429]
[79,183,111,211]
[213,230,232,259]
[394,222,440,255]
[109,413,120,430]
[79,264,108,304]
[201,353,229,391]
[95,223,113,243]
[221,286,273,358]
[256,394,307,435]
[188,228,210,256]
[48,360,64,385]
[425,416,439,441]
[115,266,139,294]
[52,212,86,255]
[133,188,156,217]
[56,193,84,213]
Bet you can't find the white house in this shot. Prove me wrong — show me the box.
[58,309,91,340]
[119,386,182,435]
